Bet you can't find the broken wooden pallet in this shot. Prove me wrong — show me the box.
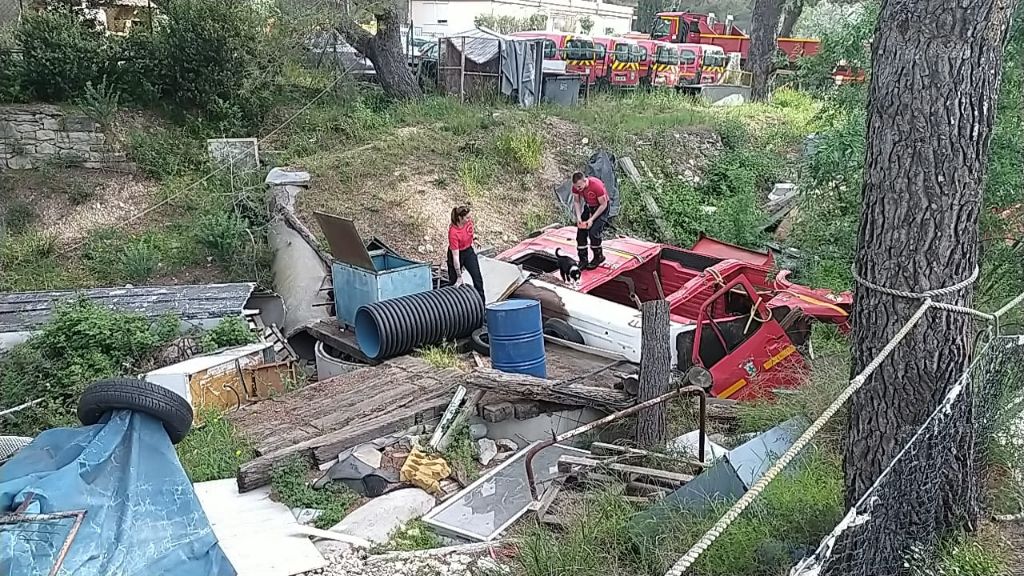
[465,368,634,411]
[557,455,694,488]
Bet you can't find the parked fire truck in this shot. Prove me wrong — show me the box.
[593,36,643,89]
[651,11,863,83]
[510,31,598,85]
[676,43,726,85]
[632,38,681,89]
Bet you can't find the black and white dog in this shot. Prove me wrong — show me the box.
[555,248,582,288]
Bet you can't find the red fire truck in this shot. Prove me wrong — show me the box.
[510,31,598,85]
[651,11,863,82]
[593,36,643,89]
[635,38,681,89]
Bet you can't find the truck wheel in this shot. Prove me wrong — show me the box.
[78,378,194,444]
[471,327,490,356]
[543,318,585,344]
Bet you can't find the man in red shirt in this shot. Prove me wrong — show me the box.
[571,172,609,269]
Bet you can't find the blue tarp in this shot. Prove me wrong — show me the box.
[0,410,235,576]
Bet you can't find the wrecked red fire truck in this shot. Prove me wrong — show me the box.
[498,227,852,401]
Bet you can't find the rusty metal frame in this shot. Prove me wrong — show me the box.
[524,385,707,499]
[0,505,87,576]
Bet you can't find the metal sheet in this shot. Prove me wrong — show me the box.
[314,212,374,271]
[727,417,806,489]
[422,442,587,541]
[0,283,256,333]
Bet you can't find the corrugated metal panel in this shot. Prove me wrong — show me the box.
[0,283,256,332]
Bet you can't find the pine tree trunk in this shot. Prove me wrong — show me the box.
[636,299,671,447]
[778,0,803,39]
[337,3,421,100]
[844,0,1018,549]
[749,0,783,101]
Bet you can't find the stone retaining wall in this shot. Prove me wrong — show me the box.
[0,104,129,170]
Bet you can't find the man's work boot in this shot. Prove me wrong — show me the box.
[587,247,606,270]
[577,247,590,270]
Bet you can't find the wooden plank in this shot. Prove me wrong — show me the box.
[557,455,694,484]
[589,442,703,469]
[465,368,633,411]
[618,157,673,242]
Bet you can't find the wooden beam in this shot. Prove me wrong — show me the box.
[557,455,694,485]
[465,368,633,411]
[618,157,673,242]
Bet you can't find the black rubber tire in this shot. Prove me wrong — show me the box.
[471,327,490,356]
[78,378,194,444]
[543,318,585,344]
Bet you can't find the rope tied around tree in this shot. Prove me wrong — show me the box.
[851,265,980,300]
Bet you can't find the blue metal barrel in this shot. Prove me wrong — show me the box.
[486,299,546,378]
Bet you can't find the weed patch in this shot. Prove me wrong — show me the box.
[200,316,257,353]
[379,519,442,552]
[417,342,461,370]
[272,457,359,530]
[495,129,543,173]
[442,421,480,481]
[3,199,37,234]
[176,409,255,482]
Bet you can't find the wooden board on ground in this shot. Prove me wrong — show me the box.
[466,368,635,411]
[544,342,636,388]
[304,319,377,364]
[557,455,694,486]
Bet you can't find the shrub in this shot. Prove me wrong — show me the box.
[0,300,177,435]
[200,316,257,352]
[127,128,206,180]
[76,76,121,128]
[272,457,358,530]
[17,11,108,101]
[176,409,256,482]
[0,29,24,102]
[194,211,248,264]
[154,0,279,131]
[119,239,160,283]
[495,129,543,173]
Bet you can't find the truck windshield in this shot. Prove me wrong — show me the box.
[564,39,595,61]
[612,43,639,63]
[656,47,679,65]
[651,17,672,39]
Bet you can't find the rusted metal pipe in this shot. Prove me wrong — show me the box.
[524,385,708,500]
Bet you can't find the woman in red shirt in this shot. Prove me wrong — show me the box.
[447,205,485,301]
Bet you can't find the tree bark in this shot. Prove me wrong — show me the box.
[636,300,671,447]
[778,0,803,39]
[337,3,421,100]
[842,0,1019,566]
[749,0,784,102]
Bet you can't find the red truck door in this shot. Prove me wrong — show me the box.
[684,277,806,400]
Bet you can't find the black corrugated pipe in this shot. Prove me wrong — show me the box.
[354,285,485,360]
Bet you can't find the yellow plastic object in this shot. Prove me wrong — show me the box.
[400,447,451,495]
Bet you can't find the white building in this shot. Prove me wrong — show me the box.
[410,0,635,38]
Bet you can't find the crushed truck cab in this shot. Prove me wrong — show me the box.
[498,227,852,400]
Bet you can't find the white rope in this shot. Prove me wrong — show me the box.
[851,266,979,300]
[663,300,935,576]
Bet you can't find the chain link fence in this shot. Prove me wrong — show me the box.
[791,332,1024,576]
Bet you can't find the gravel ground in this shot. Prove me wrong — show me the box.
[303,548,509,576]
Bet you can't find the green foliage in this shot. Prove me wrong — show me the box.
[416,342,461,369]
[0,29,24,102]
[934,536,1006,576]
[200,316,257,353]
[381,519,443,552]
[495,129,543,173]
[17,11,109,101]
[514,449,844,576]
[797,1,878,89]
[272,457,358,530]
[473,13,548,34]
[0,300,177,435]
[176,409,256,482]
[155,0,279,131]
[195,211,249,264]
[127,127,207,179]
[76,76,121,128]
[118,239,160,283]
[443,421,480,481]
[0,233,76,292]
[458,156,497,197]
[3,199,37,234]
